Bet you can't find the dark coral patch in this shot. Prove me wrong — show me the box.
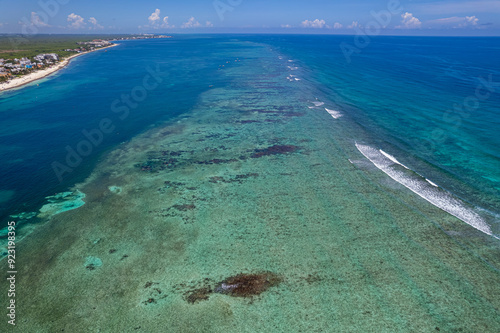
[163,150,185,156]
[209,176,225,183]
[136,157,179,172]
[239,120,261,124]
[234,173,259,180]
[251,145,300,158]
[209,173,259,184]
[143,298,156,305]
[185,272,281,304]
[255,110,279,114]
[214,272,282,297]
[186,287,212,304]
[172,204,196,211]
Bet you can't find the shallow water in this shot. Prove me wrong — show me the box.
[1,35,499,332]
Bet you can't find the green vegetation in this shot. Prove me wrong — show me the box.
[0,34,134,59]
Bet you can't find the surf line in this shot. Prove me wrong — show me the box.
[355,142,497,239]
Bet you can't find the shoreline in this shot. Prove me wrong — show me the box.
[0,43,119,93]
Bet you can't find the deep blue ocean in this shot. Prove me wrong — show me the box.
[1,35,499,233]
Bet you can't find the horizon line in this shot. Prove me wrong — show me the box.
[1,32,500,38]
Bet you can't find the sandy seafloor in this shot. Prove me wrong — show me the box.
[2,41,500,332]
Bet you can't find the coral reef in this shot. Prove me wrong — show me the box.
[185,272,282,304]
[209,173,259,184]
[172,204,196,211]
[250,145,300,158]
[215,272,282,297]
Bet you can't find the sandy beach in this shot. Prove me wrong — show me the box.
[0,43,118,93]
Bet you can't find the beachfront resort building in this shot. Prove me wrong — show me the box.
[34,53,59,63]
[0,53,60,77]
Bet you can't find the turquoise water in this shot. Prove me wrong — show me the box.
[1,35,500,331]
[267,35,500,212]
[1,35,499,235]
[0,36,230,224]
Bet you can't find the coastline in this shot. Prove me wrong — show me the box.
[0,35,499,332]
[2,37,499,331]
[0,43,119,93]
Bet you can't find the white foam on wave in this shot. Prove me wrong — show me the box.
[379,149,409,169]
[313,101,325,107]
[355,143,495,237]
[295,78,301,81]
[288,66,298,70]
[426,179,439,187]
[325,108,342,119]
[288,60,294,62]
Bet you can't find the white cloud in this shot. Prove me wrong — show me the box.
[181,17,202,28]
[426,15,480,29]
[88,17,103,30]
[347,21,360,29]
[466,16,479,26]
[145,9,174,29]
[67,13,86,29]
[281,24,292,28]
[301,19,327,28]
[333,22,343,29]
[148,9,161,25]
[161,16,172,28]
[397,12,422,29]
[206,21,214,28]
[31,12,50,27]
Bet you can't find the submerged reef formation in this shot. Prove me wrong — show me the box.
[135,142,302,173]
[37,190,86,219]
[250,145,300,158]
[208,173,259,184]
[185,272,282,304]
[84,256,102,271]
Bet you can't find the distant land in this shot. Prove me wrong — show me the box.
[0,34,171,90]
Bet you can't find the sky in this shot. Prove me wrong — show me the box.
[0,0,499,36]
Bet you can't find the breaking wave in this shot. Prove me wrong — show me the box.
[356,143,498,239]
[325,108,342,119]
